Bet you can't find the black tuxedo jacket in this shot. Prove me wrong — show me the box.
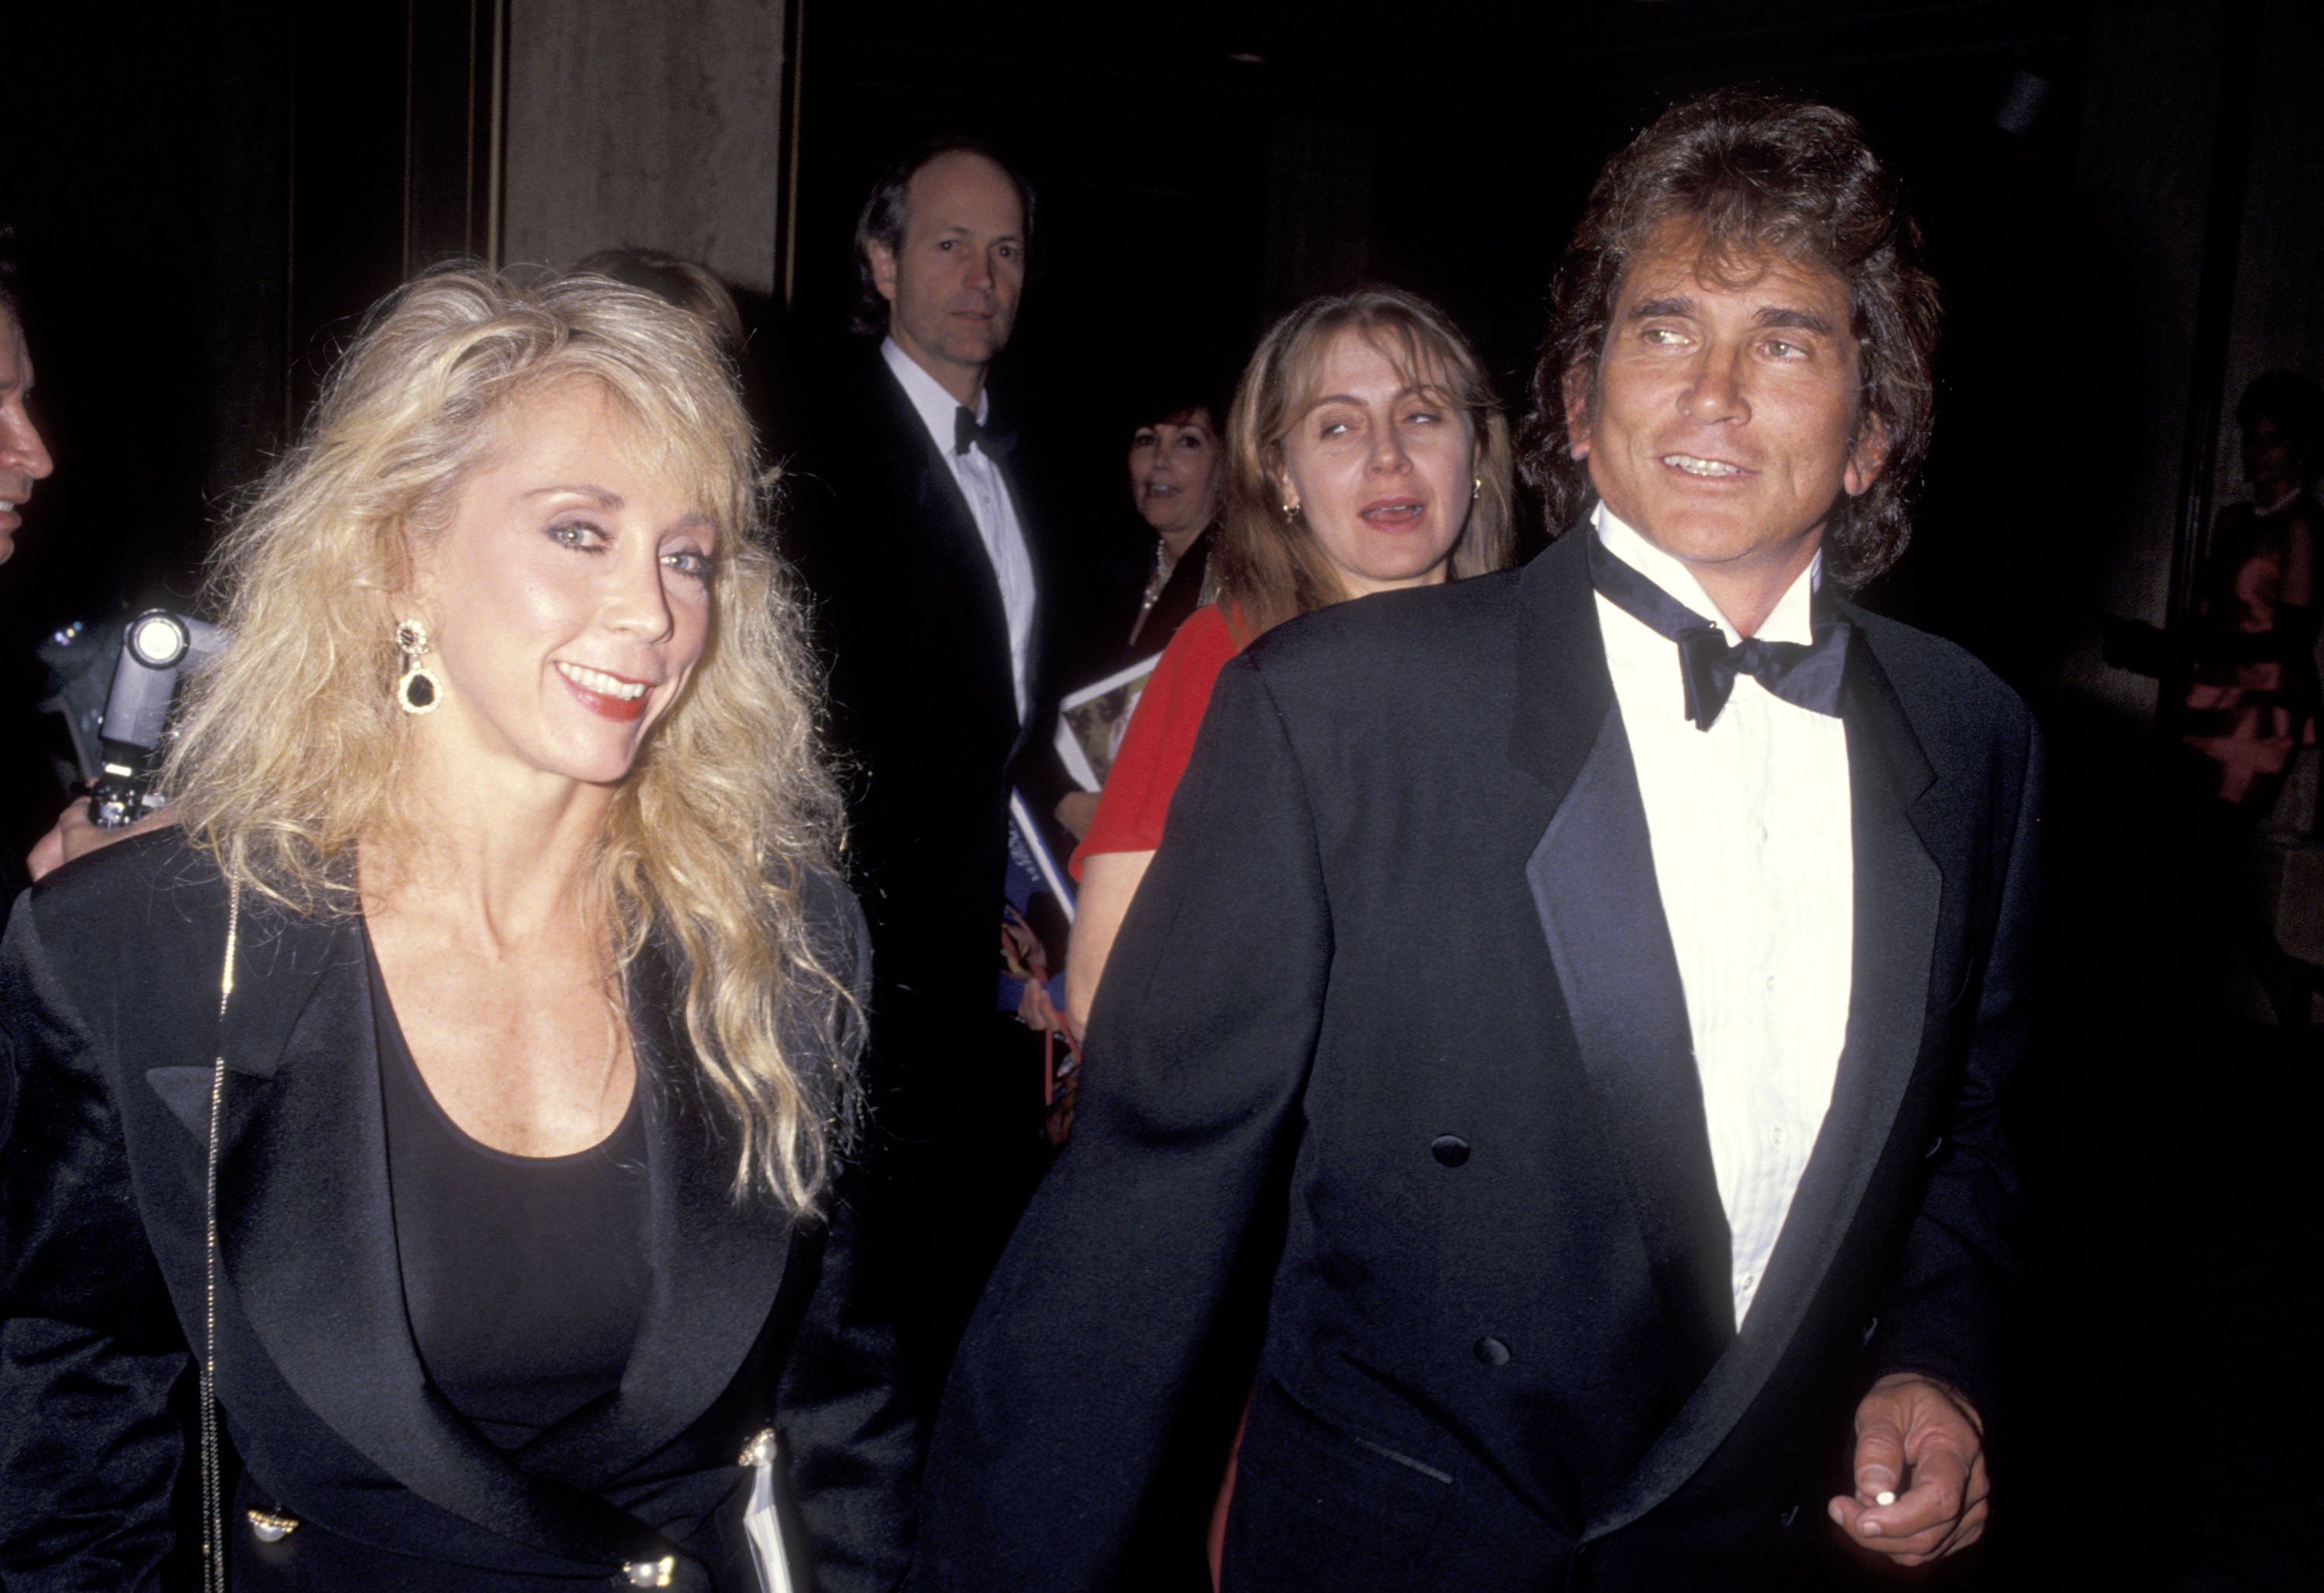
[0,835,915,1592]
[779,347,1076,1407]
[913,528,2040,1591]
[781,348,1070,1138]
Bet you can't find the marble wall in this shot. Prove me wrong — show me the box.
[502,0,786,294]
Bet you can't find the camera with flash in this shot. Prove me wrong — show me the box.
[88,609,222,829]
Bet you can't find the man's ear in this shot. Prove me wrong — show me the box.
[1561,364,1594,460]
[1843,412,1891,498]
[866,240,899,306]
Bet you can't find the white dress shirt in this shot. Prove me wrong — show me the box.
[882,337,1037,723]
[1591,504,1853,1328]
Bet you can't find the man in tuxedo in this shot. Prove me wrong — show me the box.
[913,91,2030,1589]
[781,139,1064,1409]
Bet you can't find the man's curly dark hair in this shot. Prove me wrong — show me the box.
[1517,90,1941,586]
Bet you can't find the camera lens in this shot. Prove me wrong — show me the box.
[129,612,191,668]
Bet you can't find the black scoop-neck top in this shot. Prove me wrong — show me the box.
[369,936,651,1452]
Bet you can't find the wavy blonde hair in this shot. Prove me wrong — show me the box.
[1216,287,1518,643]
[164,266,857,1212]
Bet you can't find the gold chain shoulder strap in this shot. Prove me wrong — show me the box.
[200,880,242,1593]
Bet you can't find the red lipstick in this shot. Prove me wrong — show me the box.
[556,664,651,723]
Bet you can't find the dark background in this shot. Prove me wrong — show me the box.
[0,0,2103,663]
[5,2,2319,1586]
[783,0,2099,682]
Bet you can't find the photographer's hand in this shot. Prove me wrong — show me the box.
[28,800,172,881]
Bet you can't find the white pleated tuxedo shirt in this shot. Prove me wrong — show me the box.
[881,337,1037,723]
[1590,504,1853,1327]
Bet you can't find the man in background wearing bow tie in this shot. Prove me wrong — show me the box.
[915,90,2032,1591]
[780,138,1067,1415]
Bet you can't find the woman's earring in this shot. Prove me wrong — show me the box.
[394,620,443,715]
[1281,499,1301,521]
[1472,475,1483,502]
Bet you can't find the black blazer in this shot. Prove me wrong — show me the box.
[913,527,2040,1591]
[0,834,916,1592]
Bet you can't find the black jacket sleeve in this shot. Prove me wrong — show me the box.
[0,891,191,1591]
[912,657,1326,1593]
[779,1183,919,1593]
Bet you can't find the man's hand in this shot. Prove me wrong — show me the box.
[1828,1372,1989,1566]
[28,800,172,881]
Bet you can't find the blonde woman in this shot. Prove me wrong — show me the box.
[1064,287,1518,1039]
[0,270,912,1590]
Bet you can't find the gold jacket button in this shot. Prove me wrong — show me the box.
[624,1555,675,1588]
[245,1508,299,1543]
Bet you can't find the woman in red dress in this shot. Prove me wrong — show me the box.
[1065,287,1518,1034]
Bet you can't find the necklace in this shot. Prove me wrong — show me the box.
[1130,537,1177,647]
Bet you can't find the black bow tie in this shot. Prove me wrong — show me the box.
[953,405,1012,459]
[1587,530,1851,732]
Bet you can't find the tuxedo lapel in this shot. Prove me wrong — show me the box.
[1583,627,1942,1540]
[1505,531,1614,803]
[875,363,1018,733]
[211,904,676,1568]
[521,932,797,1489]
[1513,532,1736,1379]
[1776,629,1942,1300]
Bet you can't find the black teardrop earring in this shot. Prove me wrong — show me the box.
[394,620,443,715]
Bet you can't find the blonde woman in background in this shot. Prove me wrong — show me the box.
[0,269,913,1591]
[1064,287,1518,1039]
